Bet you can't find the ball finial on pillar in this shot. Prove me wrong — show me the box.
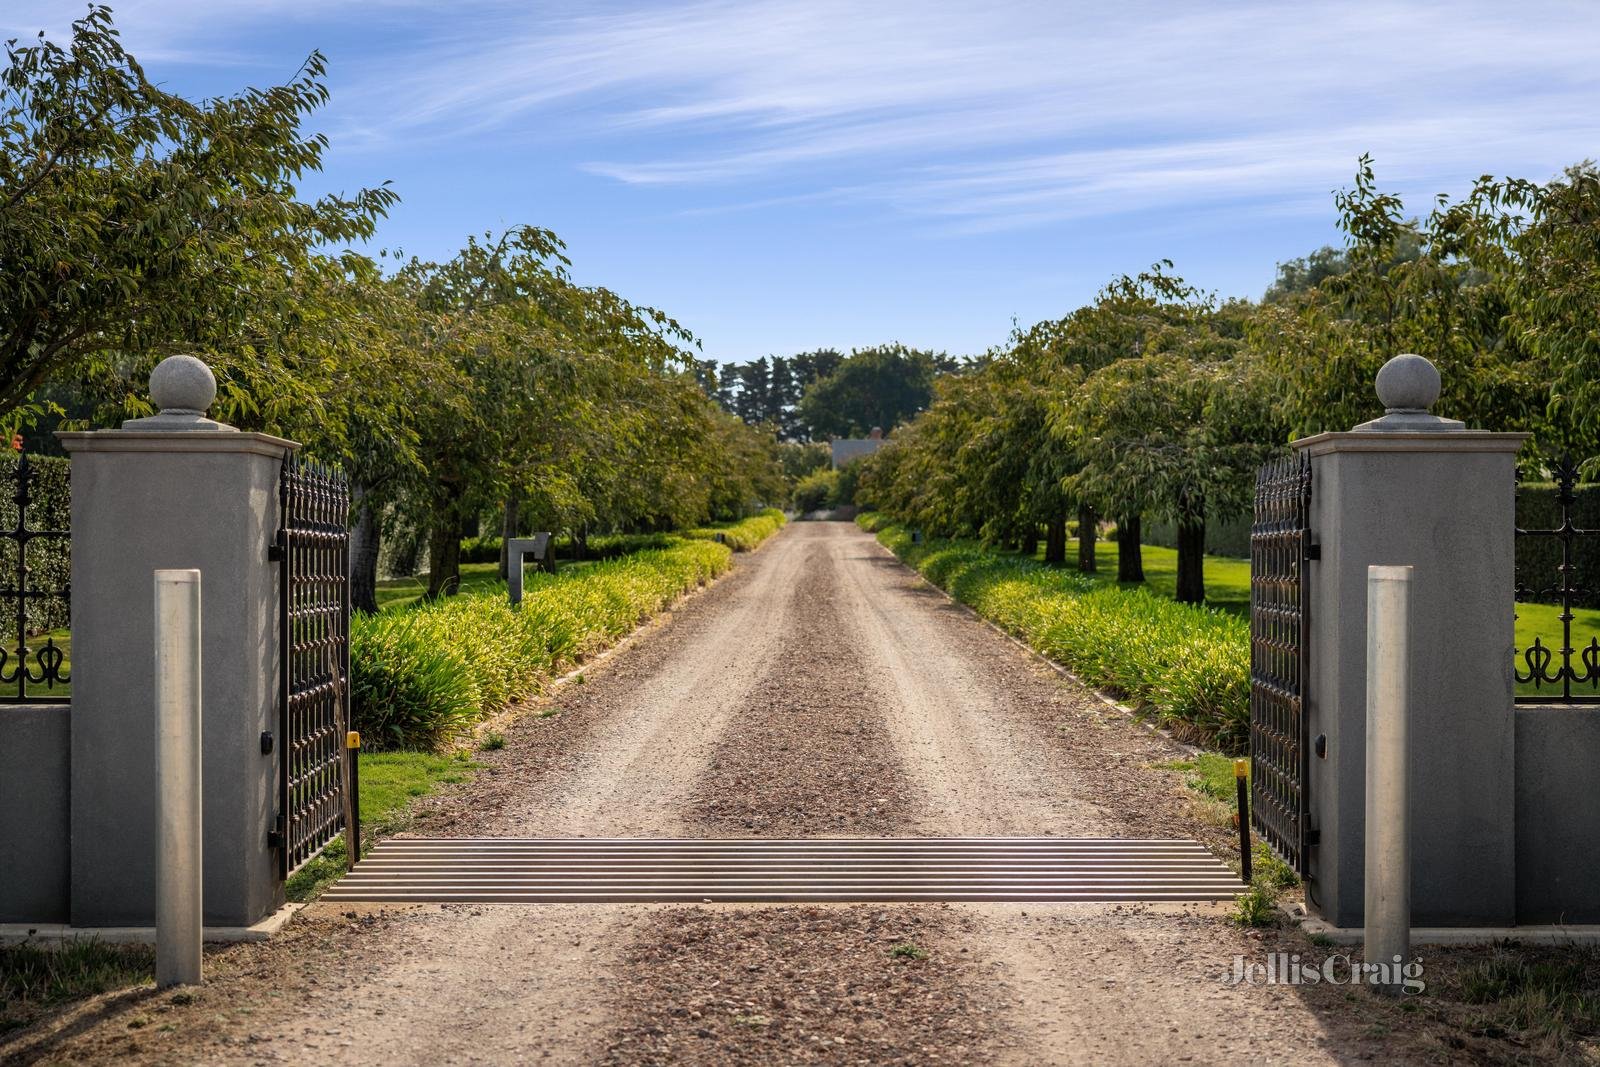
[1353,353,1463,433]
[122,355,234,431]
[1375,353,1441,414]
[149,355,217,416]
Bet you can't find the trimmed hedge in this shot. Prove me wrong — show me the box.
[0,454,70,633]
[1516,481,1600,608]
[352,541,733,750]
[863,514,1251,752]
[462,516,784,569]
[685,508,786,552]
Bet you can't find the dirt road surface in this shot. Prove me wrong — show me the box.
[5,522,1442,1065]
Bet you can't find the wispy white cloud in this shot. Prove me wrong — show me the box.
[16,0,1600,230]
[324,0,1598,225]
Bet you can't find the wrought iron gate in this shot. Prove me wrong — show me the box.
[1249,452,1314,876]
[272,455,352,877]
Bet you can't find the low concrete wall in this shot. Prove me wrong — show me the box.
[1516,707,1600,923]
[0,705,70,922]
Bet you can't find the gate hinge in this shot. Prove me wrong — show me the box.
[268,813,284,851]
[267,531,285,562]
[1305,828,1321,847]
[1305,543,1321,561]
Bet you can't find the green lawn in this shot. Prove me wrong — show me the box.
[375,561,507,611]
[375,559,597,612]
[1032,539,1599,700]
[1068,540,1251,615]
[2,628,74,701]
[285,749,483,901]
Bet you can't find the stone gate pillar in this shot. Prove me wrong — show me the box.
[1300,354,1526,927]
[59,356,294,928]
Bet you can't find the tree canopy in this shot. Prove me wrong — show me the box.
[0,8,787,610]
[0,6,395,414]
[796,344,956,439]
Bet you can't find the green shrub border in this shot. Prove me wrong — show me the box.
[352,510,786,751]
[686,508,786,551]
[1516,482,1600,608]
[0,454,70,633]
[860,512,1251,752]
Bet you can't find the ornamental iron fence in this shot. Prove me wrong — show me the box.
[0,453,71,703]
[1515,456,1600,703]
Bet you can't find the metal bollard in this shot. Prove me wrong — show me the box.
[1234,758,1252,885]
[344,731,362,869]
[1364,565,1412,995]
[155,569,203,987]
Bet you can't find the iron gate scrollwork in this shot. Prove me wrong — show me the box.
[273,454,352,877]
[1250,452,1313,876]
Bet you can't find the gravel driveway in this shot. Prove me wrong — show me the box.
[5,522,1442,1065]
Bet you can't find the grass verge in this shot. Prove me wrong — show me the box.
[352,540,733,750]
[685,508,787,552]
[862,515,1250,751]
[356,511,787,751]
[285,751,482,902]
[0,940,154,1036]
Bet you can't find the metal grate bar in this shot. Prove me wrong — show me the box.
[323,837,1243,904]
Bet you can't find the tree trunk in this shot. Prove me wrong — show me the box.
[1044,514,1067,565]
[349,487,381,615]
[390,526,423,578]
[1175,518,1206,604]
[1020,524,1039,559]
[425,518,463,599]
[1076,503,1097,573]
[497,495,521,581]
[1116,513,1145,583]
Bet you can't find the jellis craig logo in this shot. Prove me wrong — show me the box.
[1227,953,1425,994]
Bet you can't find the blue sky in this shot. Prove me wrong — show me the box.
[9,1,1599,364]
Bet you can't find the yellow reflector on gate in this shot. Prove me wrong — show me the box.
[347,731,361,749]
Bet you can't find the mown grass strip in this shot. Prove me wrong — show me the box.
[286,750,483,901]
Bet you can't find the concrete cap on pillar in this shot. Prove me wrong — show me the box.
[121,355,236,431]
[1352,353,1465,433]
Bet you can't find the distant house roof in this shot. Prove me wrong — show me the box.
[830,427,885,468]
